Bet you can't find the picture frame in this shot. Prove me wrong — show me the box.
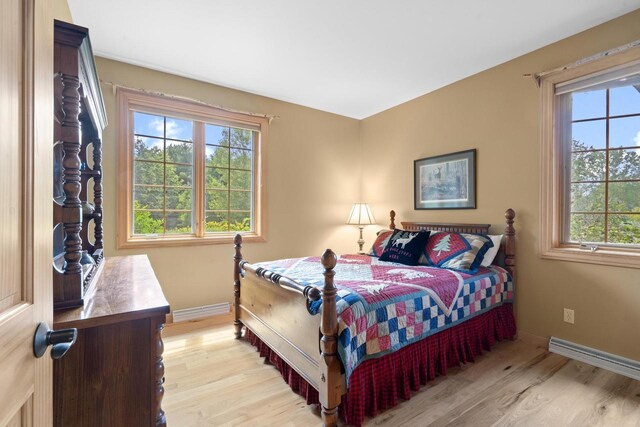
[414,149,476,210]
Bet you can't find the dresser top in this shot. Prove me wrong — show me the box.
[54,255,170,329]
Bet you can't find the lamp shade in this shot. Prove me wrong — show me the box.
[346,203,375,225]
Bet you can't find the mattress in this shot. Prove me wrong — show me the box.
[255,254,513,382]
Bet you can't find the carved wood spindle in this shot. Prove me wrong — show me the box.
[504,208,516,281]
[233,234,243,339]
[154,321,167,426]
[319,249,341,427]
[61,73,83,276]
[389,210,396,230]
[93,138,104,251]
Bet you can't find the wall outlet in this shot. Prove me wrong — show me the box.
[563,308,575,324]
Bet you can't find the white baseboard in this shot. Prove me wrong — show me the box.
[172,302,230,323]
[549,337,640,381]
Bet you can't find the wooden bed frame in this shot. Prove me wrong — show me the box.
[233,209,516,426]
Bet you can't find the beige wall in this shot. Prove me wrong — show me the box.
[53,0,72,22]
[360,10,640,360]
[96,58,361,311]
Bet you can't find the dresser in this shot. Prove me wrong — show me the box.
[53,255,170,427]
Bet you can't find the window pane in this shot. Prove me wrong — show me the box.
[205,124,229,146]
[133,210,164,235]
[165,187,192,210]
[230,211,251,231]
[230,191,251,210]
[134,161,163,185]
[571,151,605,181]
[206,167,229,189]
[165,211,192,234]
[608,181,640,212]
[609,116,640,149]
[572,90,606,120]
[133,185,163,210]
[133,136,163,161]
[609,148,640,180]
[206,145,229,168]
[230,128,252,149]
[166,141,193,164]
[572,120,606,150]
[165,164,192,187]
[610,86,640,116]
[205,189,228,211]
[608,214,640,245]
[134,112,164,137]
[569,213,605,243]
[570,183,605,212]
[206,211,229,232]
[230,170,251,190]
[165,117,193,141]
[230,148,252,170]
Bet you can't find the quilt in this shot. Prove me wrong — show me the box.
[254,254,513,382]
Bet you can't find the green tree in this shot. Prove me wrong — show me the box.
[570,139,640,244]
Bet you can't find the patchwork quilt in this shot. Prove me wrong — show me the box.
[254,254,513,383]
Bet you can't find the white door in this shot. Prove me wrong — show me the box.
[0,0,53,425]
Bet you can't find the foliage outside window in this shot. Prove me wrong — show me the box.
[539,46,640,268]
[117,89,267,248]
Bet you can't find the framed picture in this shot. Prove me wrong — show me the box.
[414,149,476,210]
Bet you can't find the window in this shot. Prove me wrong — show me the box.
[540,46,640,268]
[117,89,267,248]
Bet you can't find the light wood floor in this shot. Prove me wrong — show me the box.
[162,320,640,426]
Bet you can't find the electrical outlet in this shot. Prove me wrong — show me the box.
[563,308,575,324]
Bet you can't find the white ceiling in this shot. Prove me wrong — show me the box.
[68,0,640,119]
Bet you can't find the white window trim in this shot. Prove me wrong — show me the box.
[117,88,268,248]
[539,44,640,269]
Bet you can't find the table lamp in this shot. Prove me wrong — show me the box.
[347,203,375,254]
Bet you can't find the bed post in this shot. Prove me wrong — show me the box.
[504,209,516,281]
[319,249,341,427]
[233,233,243,339]
[389,210,396,230]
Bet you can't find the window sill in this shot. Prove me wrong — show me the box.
[540,245,640,269]
[117,233,266,249]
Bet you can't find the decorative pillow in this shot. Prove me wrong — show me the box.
[368,229,394,257]
[423,232,493,273]
[379,230,431,266]
[480,234,503,267]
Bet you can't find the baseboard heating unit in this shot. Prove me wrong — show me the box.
[549,336,640,381]
[172,302,230,323]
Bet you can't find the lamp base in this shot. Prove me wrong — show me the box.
[357,226,365,254]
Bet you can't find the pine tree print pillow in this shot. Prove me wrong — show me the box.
[367,230,394,257]
[422,232,493,274]
[379,230,431,265]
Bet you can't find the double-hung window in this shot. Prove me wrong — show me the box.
[540,46,640,267]
[117,89,267,248]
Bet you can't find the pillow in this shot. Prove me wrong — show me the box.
[379,230,431,266]
[423,232,493,273]
[368,229,394,257]
[480,234,503,267]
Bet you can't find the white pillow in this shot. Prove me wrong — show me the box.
[481,234,503,267]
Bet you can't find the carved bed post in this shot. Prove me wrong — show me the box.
[233,234,243,339]
[389,210,396,230]
[319,249,341,427]
[504,209,516,281]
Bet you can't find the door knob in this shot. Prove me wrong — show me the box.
[33,322,77,359]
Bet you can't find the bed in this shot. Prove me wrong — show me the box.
[233,209,516,426]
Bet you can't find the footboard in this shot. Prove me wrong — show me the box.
[233,236,343,426]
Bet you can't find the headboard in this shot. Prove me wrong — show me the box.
[388,209,516,279]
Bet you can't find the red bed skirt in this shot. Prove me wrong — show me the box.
[244,303,516,426]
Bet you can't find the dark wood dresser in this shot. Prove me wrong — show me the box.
[53,255,170,427]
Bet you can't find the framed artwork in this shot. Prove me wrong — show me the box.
[414,149,476,210]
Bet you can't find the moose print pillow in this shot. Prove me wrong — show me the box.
[422,232,493,274]
[379,229,431,265]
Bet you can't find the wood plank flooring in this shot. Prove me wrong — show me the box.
[162,321,640,426]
